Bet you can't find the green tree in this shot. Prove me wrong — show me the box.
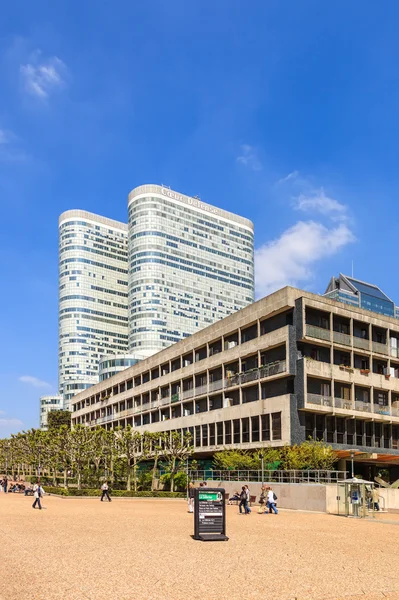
[47,410,72,430]
[162,431,193,492]
[115,427,148,491]
[66,425,95,489]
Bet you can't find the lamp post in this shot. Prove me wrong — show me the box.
[349,450,355,479]
[259,451,264,487]
[5,442,10,480]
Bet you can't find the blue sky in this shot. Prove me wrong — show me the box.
[1,1,399,436]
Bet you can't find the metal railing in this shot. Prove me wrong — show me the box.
[188,469,347,484]
[306,324,331,341]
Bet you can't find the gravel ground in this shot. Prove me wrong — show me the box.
[1,494,399,600]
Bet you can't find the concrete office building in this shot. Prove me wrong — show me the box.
[71,286,399,477]
[127,184,254,357]
[325,274,399,319]
[40,395,64,430]
[58,210,129,408]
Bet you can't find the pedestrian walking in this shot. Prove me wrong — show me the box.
[101,482,111,502]
[239,486,248,515]
[188,482,195,513]
[245,485,251,514]
[32,483,44,510]
[266,487,278,514]
[3,477,8,493]
[371,488,381,511]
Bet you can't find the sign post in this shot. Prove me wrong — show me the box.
[193,488,228,541]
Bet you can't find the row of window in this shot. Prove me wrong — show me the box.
[132,259,253,290]
[305,414,399,449]
[130,231,253,264]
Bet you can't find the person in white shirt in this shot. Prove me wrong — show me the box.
[266,487,278,514]
[101,482,111,502]
[32,483,44,510]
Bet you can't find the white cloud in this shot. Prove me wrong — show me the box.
[255,220,355,298]
[277,170,299,185]
[0,410,5,416]
[236,144,262,171]
[19,375,51,389]
[294,188,347,217]
[20,52,67,99]
[0,418,23,428]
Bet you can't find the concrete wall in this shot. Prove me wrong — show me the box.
[196,480,399,513]
[195,480,331,512]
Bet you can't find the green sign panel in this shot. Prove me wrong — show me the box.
[199,492,219,501]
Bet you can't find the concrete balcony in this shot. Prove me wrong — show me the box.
[96,414,114,424]
[159,396,171,406]
[307,393,333,408]
[208,380,223,392]
[333,331,352,346]
[306,324,331,342]
[181,388,194,400]
[334,397,354,410]
[372,341,388,355]
[225,359,286,389]
[195,384,209,396]
[354,400,372,413]
[353,337,370,351]
[373,404,391,416]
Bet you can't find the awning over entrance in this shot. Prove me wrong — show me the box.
[335,450,399,465]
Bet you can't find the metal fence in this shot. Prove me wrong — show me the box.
[188,469,347,484]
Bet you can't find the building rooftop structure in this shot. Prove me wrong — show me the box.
[324,274,399,319]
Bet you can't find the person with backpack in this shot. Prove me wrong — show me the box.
[266,486,278,514]
[239,486,248,514]
[32,483,44,510]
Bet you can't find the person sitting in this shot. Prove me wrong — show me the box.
[228,491,240,504]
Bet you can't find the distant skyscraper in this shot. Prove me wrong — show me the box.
[58,210,129,407]
[127,185,255,357]
[324,273,399,318]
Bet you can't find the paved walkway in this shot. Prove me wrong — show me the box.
[1,494,399,600]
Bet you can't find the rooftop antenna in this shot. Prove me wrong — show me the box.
[351,260,354,278]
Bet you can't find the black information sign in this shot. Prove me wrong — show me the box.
[193,487,228,541]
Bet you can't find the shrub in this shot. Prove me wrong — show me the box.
[42,487,185,498]
[160,471,188,491]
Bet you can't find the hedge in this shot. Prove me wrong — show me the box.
[43,487,185,498]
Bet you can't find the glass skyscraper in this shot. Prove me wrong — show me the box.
[58,210,129,408]
[127,185,255,357]
[58,188,255,408]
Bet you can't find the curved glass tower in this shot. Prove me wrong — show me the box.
[58,210,129,407]
[127,185,254,357]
